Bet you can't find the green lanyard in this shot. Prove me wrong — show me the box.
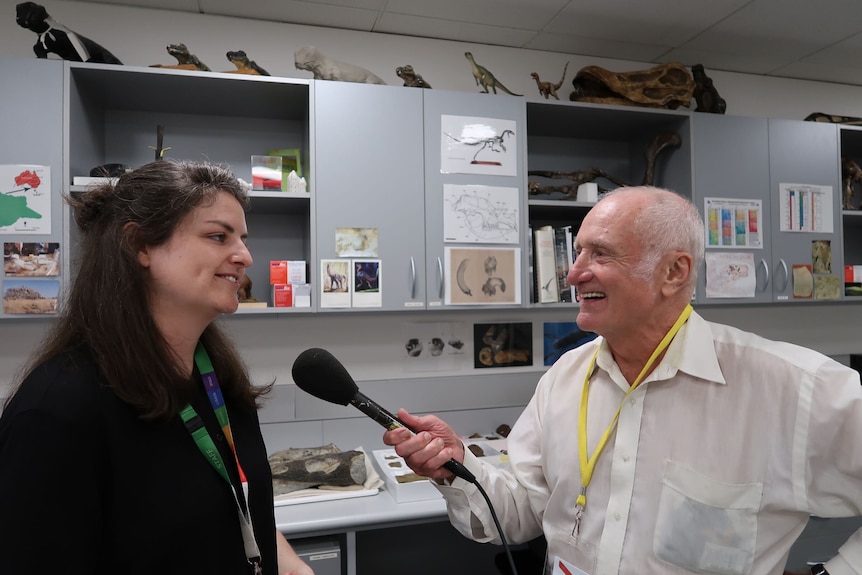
[180,342,261,574]
[573,304,693,535]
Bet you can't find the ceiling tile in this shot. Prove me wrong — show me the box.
[375,13,537,48]
[383,0,568,31]
[201,0,379,30]
[64,0,200,10]
[544,0,750,46]
[770,61,862,86]
[659,47,792,75]
[525,32,670,62]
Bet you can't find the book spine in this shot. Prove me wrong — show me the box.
[534,226,560,303]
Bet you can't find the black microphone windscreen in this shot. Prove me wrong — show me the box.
[291,348,359,406]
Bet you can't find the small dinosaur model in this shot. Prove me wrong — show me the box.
[396,64,432,88]
[464,52,521,96]
[151,43,210,71]
[530,62,568,100]
[15,1,122,64]
[295,45,386,85]
[225,50,269,76]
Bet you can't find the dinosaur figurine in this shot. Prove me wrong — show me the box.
[396,64,432,88]
[464,52,521,96]
[530,62,568,100]
[225,50,269,76]
[151,43,210,71]
[15,1,122,64]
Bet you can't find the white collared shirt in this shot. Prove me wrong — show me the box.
[437,311,862,575]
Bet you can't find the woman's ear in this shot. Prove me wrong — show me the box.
[123,222,149,268]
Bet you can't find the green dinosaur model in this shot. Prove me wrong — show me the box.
[464,52,521,96]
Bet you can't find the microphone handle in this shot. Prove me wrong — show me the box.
[350,391,476,483]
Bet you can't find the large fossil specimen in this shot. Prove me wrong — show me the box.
[569,62,695,110]
[528,132,682,200]
[269,443,367,495]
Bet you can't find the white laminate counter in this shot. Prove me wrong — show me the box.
[276,487,447,538]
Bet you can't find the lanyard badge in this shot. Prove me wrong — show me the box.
[181,342,262,573]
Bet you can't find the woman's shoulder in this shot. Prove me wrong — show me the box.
[5,348,108,418]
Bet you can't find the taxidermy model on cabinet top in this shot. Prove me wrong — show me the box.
[396,64,432,88]
[294,45,386,85]
[150,43,210,71]
[530,62,568,100]
[15,1,122,64]
[225,50,270,76]
[464,51,522,96]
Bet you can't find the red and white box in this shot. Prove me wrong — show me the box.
[273,283,293,307]
[270,261,288,285]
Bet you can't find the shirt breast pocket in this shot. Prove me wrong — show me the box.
[653,460,762,575]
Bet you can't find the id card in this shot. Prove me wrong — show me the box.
[551,556,590,575]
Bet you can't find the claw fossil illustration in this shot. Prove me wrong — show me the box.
[484,255,497,275]
[482,277,506,296]
[456,258,472,296]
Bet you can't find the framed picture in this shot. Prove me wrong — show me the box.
[268,148,302,180]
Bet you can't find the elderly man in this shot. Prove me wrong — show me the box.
[384,186,861,575]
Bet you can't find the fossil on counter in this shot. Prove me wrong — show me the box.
[269,443,367,495]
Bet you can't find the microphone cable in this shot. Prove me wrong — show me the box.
[446,458,519,575]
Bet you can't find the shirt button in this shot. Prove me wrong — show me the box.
[614,513,621,521]
[629,398,636,406]
[622,455,630,462]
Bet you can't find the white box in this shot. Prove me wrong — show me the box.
[287,260,307,284]
[577,182,598,203]
[371,449,441,503]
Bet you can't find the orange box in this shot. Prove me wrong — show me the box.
[847,265,855,283]
[269,261,287,285]
[273,283,293,307]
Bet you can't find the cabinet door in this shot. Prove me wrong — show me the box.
[768,119,842,302]
[692,113,772,304]
[422,90,527,308]
[0,58,65,320]
[314,81,426,311]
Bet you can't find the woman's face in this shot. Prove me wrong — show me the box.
[137,190,252,331]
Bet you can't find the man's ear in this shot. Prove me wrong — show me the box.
[661,251,693,296]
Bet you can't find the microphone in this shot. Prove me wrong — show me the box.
[291,347,476,483]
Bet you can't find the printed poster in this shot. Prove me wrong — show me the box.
[705,252,757,298]
[778,183,833,233]
[443,184,520,244]
[0,164,51,234]
[703,197,762,249]
[440,115,517,176]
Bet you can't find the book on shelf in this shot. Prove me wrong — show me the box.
[533,225,559,303]
[554,225,574,302]
[72,176,117,186]
[527,225,534,303]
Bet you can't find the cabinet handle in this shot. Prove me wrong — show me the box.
[758,258,769,292]
[777,259,789,292]
[437,257,444,299]
[410,256,417,299]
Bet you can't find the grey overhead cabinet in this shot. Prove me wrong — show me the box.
[767,119,842,302]
[694,115,842,304]
[422,89,528,309]
[692,113,773,304]
[65,63,313,312]
[313,80,426,311]
[0,58,65,320]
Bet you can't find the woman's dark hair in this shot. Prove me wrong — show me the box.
[10,160,271,420]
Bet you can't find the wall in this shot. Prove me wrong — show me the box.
[3,1,862,448]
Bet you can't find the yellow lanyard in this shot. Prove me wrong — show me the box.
[576,304,693,514]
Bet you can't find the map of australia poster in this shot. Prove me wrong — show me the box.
[0,165,51,234]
